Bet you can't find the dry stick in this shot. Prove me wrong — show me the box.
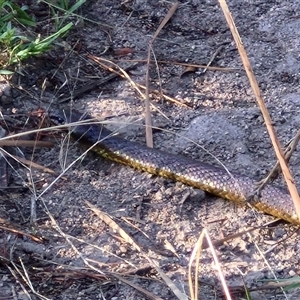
[86,201,141,252]
[145,1,180,147]
[0,140,53,147]
[85,56,174,119]
[88,55,181,123]
[246,231,288,298]
[146,256,189,300]
[87,55,146,99]
[205,230,232,300]
[117,59,240,72]
[218,0,300,222]
[112,274,164,300]
[88,55,187,107]
[150,49,164,105]
[0,218,42,242]
[0,126,7,188]
[10,154,58,175]
[199,44,227,75]
[0,151,6,188]
[137,83,188,107]
[58,62,140,103]
[188,230,205,300]
[258,129,300,191]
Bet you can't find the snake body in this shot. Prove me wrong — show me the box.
[50,109,299,225]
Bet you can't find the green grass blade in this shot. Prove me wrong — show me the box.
[68,0,86,14]
[0,69,13,75]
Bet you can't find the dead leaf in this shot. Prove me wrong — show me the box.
[180,66,198,78]
[114,48,134,57]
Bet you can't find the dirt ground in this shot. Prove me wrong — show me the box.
[1,0,300,299]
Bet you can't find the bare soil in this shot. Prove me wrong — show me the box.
[1,0,300,299]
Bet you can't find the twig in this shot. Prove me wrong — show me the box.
[188,230,205,300]
[258,129,300,190]
[112,274,164,300]
[58,62,140,103]
[116,58,240,72]
[0,139,53,147]
[88,55,188,107]
[86,201,141,252]
[205,229,232,300]
[145,1,180,147]
[199,43,228,75]
[0,125,7,188]
[0,218,42,242]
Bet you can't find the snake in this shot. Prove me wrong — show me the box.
[49,108,300,225]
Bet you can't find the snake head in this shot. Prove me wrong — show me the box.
[48,108,88,125]
[48,108,111,143]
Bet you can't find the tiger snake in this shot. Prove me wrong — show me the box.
[49,109,300,225]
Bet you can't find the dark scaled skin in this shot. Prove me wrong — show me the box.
[49,108,299,225]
